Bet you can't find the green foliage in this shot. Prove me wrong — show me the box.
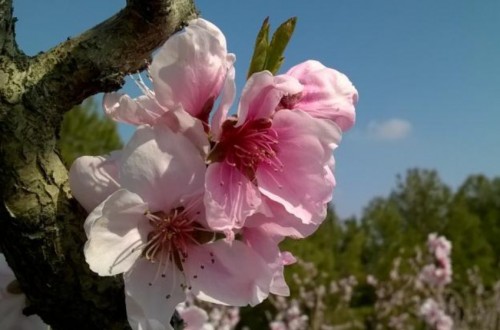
[58,97,122,167]
[247,17,297,78]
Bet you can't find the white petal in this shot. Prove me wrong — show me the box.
[69,151,121,212]
[120,124,206,212]
[185,240,273,306]
[103,93,160,125]
[84,189,149,276]
[125,258,186,330]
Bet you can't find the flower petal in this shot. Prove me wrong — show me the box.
[156,104,210,156]
[178,306,210,330]
[120,124,206,212]
[242,227,292,296]
[151,18,233,121]
[204,162,261,231]
[69,151,121,212]
[237,72,302,125]
[211,65,236,140]
[125,258,186,330]
[285,60,358,131]
[184,240,273,306]
[256,110,340,224]
[84,189,149,276]
[103,92,160,125]
[245,198,319,239]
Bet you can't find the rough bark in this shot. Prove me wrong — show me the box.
[0,0,197,328]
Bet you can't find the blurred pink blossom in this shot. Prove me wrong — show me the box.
[419,298,453,330]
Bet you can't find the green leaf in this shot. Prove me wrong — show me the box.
[247,17,270,79]
[266,17,297,74]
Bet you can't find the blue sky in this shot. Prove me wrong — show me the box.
[13,0,500,218]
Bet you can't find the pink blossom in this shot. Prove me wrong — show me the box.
[0,254,46,330]
[427,233,452,263]
[205,71,342,232]
[280,60,358,131]
[270,321,287,330]
[83,124,274,330]
[420,264,452,287]
[420,233,452,286]
[177,304,213,330]
[419,298,453,330]
[103,18,234,125]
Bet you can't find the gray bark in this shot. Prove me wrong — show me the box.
[0,0,197,328]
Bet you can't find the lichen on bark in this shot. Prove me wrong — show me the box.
[0,0,198,328]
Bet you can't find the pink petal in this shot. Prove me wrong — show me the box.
[120,124,206,212]
[211,65,236,140]
[256,110,341,224]
[178,306,209,330]
[237,72,302,125]
[103,92,160,125]
[69,151,121,212]
[285,60,358,131]
[156,104,210,156]
[124,258,186,330]
[150,18,234,121]
[204,162,261,231]
[184,240,273,306]
[242,227,291,296]
[84,189,149,276]
[245,198,319,239]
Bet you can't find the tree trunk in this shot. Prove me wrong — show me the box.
[0,0,197,328]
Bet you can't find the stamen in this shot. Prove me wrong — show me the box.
[212,118,281,180]
[140,199,219,291]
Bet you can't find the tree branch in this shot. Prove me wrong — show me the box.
[25,0,198,112]
[0,0,198,328]
[0,0,20,57]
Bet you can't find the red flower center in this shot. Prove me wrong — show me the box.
[143,207,213,269]
[209,118,281,180]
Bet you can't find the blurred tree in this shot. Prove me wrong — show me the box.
[281,208,342,282]
[58,97,122,167]
[443,197,495,283]
[336,217,366,278]
[360,197,406,277]
[453,175,500,282]
[390,169,452,236]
